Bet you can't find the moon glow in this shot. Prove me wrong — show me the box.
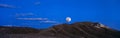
[66,17,71,22]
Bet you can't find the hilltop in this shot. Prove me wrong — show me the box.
[0,22,120,38]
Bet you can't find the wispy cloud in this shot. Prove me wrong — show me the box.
[34,2,40,5]
[40,20,58,23]
[16,18,59,24]
[16,18,48,21]
[15,13,34,17]
[0,4,16,8]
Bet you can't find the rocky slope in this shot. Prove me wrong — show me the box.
[0,22,120,38]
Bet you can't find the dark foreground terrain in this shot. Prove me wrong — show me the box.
[0,22,120,38]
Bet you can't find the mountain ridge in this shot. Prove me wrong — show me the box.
[0,22,120,38]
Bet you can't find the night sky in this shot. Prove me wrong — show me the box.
[0,0,120,30]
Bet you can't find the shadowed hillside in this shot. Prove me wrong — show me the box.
[0,22,120,38]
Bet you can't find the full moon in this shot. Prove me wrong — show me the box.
[66,17,71,22]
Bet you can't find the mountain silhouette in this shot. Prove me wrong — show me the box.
[0,22,120,38]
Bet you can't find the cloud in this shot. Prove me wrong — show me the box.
[15,13,34,17]
[40,20,58,23]
[16,18,59,24]
[3,25,13,27]
[0,4,16,8]
[16,18,48,21]
[34,2,40,5]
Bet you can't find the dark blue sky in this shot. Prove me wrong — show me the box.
[0,0,120,30]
